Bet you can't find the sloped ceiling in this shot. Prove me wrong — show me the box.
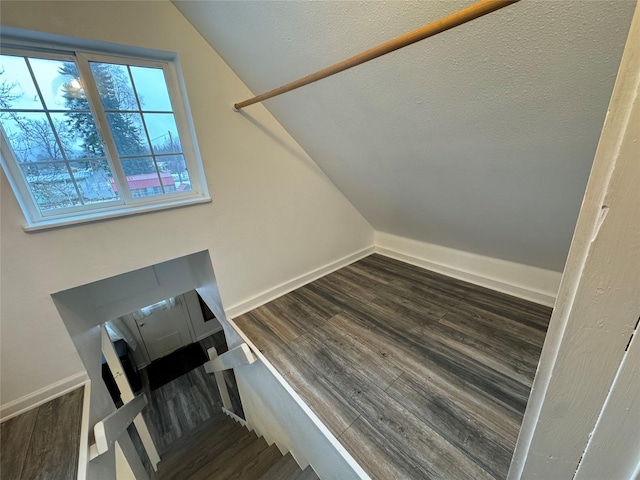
[173,0,635,272]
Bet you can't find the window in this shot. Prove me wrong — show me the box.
[0,47,209,230]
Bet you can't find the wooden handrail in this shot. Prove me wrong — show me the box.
[234,0,519,110]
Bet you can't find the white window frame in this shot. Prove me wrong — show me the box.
[0,46,210,231]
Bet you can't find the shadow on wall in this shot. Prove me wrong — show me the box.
[236,109,321,172]
[51,250,227,479]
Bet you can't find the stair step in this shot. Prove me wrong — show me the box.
[259,452,320,480]
[157,418,253,479]
[190,433,270,480]
[157,414,298,480]
[293,465,321,480]
[259,453,301,480]
[226,443,283,480]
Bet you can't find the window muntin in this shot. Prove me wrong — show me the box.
[0,52,120,213]
[0,47,206,227]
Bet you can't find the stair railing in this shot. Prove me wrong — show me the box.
[204,343,256,415]
[90,394,148,460]
[100,325,160,469]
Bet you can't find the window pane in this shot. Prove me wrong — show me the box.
[121,157,166,198]
[20,162,82,211]
[90,62,137,111]
[0,55,43,110]
[159,154,191,193]
[76,158,120,203]
[144,113,181,153]
[54,61,90,112]
[130,66,172,111]
[1,49,205,226]
[121,156,155,176]
[0,112,63,162]
[106,112,150,156]
[50,112,105,158]
[28,58,83,111]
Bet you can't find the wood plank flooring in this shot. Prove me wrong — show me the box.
[0,387,84,480]
[234,254,552,480]
[139,333,229,455]
[140,363,224,455]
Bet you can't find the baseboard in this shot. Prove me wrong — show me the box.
[225,246,375,319]
[0,371,90,422]
[375,232,561,307]
[223,234,559,316]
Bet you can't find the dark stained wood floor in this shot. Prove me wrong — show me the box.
[130,330,246,478]
[139,330,238,455]
[0,387,84,480]
[234,254,552,480]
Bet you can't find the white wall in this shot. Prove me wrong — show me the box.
[174,0,636,272]
[508,2,640,477]
[0,0,373,412]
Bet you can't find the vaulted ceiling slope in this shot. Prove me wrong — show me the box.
[173,0,634,272]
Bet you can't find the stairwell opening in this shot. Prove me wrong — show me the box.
[51,250,242,478]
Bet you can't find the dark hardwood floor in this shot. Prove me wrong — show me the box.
[0,387,84,480]
[234,254,552,480]
[138,330,234,455]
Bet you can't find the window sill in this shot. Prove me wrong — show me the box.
[23,196,212,232]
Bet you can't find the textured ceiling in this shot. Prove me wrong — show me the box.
[173,0,635,271]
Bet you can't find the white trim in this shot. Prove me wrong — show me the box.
[375,232,560,307]
[0,371,89,422]
[1,28,178,62]
[77,382,91,480]
[22,196,211,231]
[228,317,372,480]
[221,407,248,428]
[177,294,198,345]
[225,246,375,319]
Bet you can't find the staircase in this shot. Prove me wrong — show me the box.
[157,416,319,480]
